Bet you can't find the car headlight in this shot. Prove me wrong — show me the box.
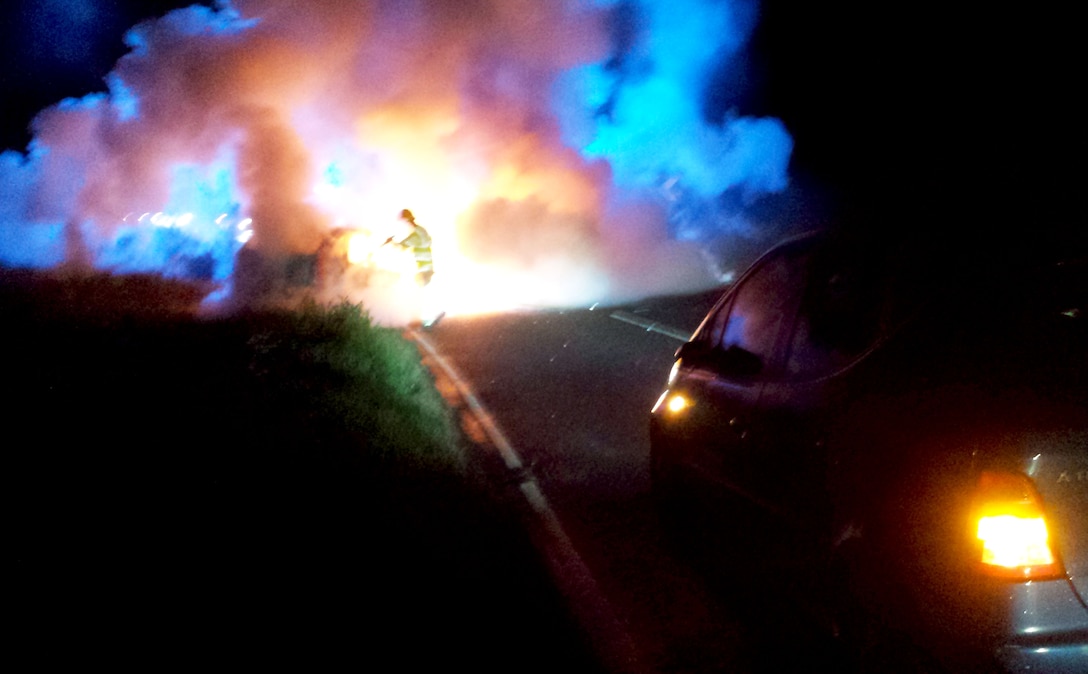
[665,393,691,413]
[652,390,692,416]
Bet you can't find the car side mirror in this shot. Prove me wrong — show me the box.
[675,341,762,376]
[675,340,709,361]
[718,344,763,376]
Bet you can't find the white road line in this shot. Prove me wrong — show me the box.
[408,329,648,674]
[608,311,691,342]
[413,337,524,473]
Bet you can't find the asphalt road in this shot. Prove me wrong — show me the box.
[422,289,849,674]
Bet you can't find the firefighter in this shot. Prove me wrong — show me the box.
[394,209,433,287]
[388,209,444,327]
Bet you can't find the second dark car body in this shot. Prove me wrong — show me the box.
[650,229,1088,672]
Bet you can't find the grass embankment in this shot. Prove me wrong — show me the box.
[5,270,597,670]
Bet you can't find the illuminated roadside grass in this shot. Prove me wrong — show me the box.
[240,298,463,474]
[1,269,462,476]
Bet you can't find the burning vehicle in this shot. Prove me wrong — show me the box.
[229,221,424,307]
[99,205,426,309]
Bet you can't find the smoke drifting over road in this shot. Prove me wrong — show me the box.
[0,0,791,321]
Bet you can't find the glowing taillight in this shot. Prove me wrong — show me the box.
[972,471,1064,580]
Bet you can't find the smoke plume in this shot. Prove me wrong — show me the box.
[0,0,792,321]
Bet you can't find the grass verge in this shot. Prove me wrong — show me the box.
[4,270,599,671]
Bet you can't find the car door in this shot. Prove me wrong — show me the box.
[751,240,891,533]
[669,237,815,510]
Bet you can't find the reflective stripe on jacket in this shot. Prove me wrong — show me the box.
[402,226,433,273]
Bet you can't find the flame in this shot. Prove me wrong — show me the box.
[301,95,608,317]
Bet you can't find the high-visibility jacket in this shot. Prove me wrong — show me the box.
[402,225,433,273]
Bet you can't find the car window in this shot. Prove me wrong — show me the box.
[786,248,885,378]
[708,243,812,369]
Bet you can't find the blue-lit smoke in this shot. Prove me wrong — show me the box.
[554,0,791,241]
[0,0,792,309]
[91,164,247,282]
[0,3,260,289]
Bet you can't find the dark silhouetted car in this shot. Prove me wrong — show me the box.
[650,229,1088,673]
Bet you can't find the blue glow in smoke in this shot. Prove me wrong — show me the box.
[0,148,67,268]
[106,74,139,121]
[93,163,245,282]
[554,0,792,241]
[0,4,261,282]
[323,161,346,188]
[122,3,257,56]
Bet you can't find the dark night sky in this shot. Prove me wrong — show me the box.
[754,1,1084,256]
[1,1,1082,254]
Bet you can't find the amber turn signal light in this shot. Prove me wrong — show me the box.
[972,470,1064,580]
